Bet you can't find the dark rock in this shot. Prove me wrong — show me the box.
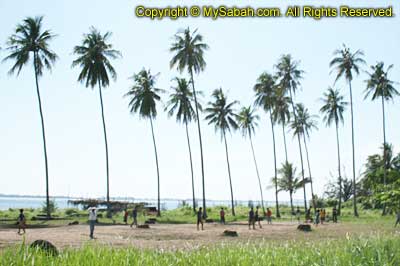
[29,240,58,256]
[145,218,157,224]
[68,221,79,225]
[297,224,312,232]
[205,219,214,223]
[137,224,150,229]
[223,230,238,237]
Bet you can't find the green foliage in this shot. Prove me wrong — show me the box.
[42,199,57,214]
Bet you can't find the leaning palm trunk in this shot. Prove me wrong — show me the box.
[249,135,265,214]
[288,89,307,212]
[381,95,387,215]
[34,52,51,218]
[348,81,358,217]
[335,122,343,216]
[282,123,289,163]
[150,118,161,217]
[303,135,316,212]
[289,190,294,215]
[189,70,207,218]
[223,131,235,216]
[270,112,280,218]
[185,122,196,213]
[98,83,110,214]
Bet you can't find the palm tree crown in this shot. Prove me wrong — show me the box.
[237,106,259,138]
[272,92,291,126]
[277,162,305,193]
[170,28,209,74]
[4,16,57,76]
[253,72,277,111]
[72,27,121,88]
[166,78,201,123]
[295,103,318,139]
[330,44,365,83]
[364,62,399,101]
[320,88,348,127]
[125,69,163,118]
[205,88,239,135]
[275,54,304,96]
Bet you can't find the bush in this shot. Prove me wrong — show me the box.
[41,199,57,214]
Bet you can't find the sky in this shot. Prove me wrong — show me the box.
[0,0,399,204]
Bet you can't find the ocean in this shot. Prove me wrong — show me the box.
[0,195,301,211]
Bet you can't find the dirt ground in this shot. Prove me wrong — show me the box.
[0,221,392,251]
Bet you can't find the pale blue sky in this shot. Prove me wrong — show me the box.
[0,0,399,203]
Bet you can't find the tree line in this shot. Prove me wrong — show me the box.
[2,16,398,218]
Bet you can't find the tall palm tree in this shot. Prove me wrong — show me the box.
[364,62,399,189]
[125,69,163,216]
[165,77,201,213]
[276,162,308,214]
[205,88,238,216]
[291,103,318,211]
[330,44,365,217]
[237,106,265,214]
[170,28,209,217]
[273,91,291,163]
[72,27,121,210]
[4,16,58,218]
[254,72,280,218]
[320,88,348,215]
[275,54,308,212]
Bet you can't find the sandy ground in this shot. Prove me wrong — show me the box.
[0,221,391,251]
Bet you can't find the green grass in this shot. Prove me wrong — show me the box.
[0,205,396,227]
[1,235,400,265]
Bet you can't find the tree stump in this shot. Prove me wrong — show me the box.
[223,230,238,237]
[68,221,79,225]
[297,224,312,232]
[137,224,150,229]
[29,240,58,256]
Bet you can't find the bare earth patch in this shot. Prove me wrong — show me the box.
[0,222,392,251]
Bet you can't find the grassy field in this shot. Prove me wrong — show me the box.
[1,205,399,265]
[0,204,395,226]
[1,235,400,265]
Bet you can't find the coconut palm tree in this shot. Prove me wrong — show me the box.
[364,62,399,189]
[72,27,121,210]
[237,106,265,214]
[291,103,318,211]
[275,54,308,212]
[165,77,202,213]
[125,69,163,216]
[276,162,308,214]
[273,91,291,163]
[253,72,281,218]
[320,88,348,215]
[205,88,238,216]
[4,16,58,218]
[330,44,365,217]
[170,28,209,217]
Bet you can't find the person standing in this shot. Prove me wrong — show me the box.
[255,206,262,228]
[123,209,129,225]
[249,207,255,229]
[320,209,326,225]
[220,208,226,225]
[17,209,26,235]
[296,207,301,224]
[332,207,338,223]
[130,207,138,228]
[88,207,97,239]
[314,209,320,226]
[266,208,272,225]
[395,211,400,227]
[197,207,204,231]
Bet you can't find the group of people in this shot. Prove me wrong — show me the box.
[195,206,273,231]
